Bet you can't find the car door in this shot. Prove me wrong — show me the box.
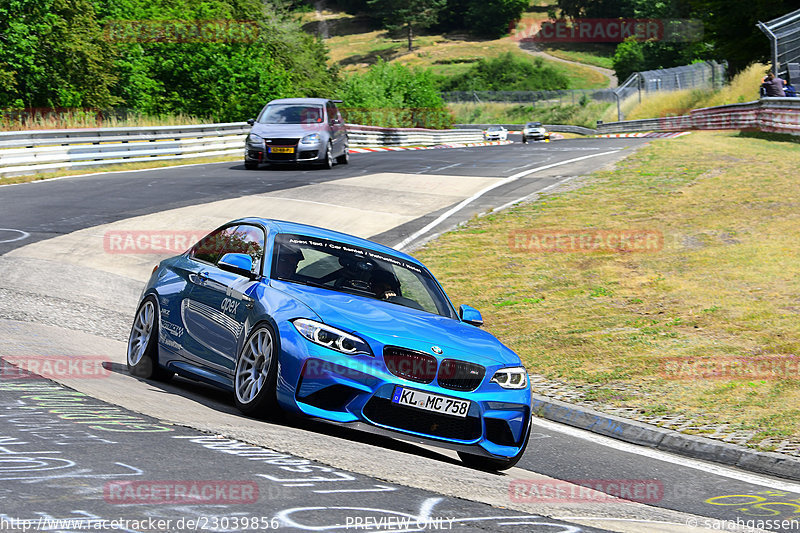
[182,225,265,373]
[327,101,345,154]
[157,225,235,357]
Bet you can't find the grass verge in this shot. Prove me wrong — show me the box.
[415,131,800,445]
[448,101,611,128]
[0,111,210,131]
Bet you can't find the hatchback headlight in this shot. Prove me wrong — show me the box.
[293,319,372,356]
[490,366,528,389]
[300,133,320,145]
[247,133,264,144]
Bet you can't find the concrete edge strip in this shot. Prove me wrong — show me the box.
[531,393,800,482]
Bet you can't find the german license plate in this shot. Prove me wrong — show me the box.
[269,146,294,154]
[391,387,469,418]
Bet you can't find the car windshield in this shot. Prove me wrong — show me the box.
[270,233,457,319]
[258,104,324,124]
[527,122,542,127]
[487,126,502,131]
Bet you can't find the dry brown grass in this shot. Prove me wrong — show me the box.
[416,131,800,440]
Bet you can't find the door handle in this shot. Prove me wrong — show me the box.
[189,272,210,285]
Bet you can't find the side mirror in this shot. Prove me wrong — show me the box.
[246,118,255,126]
[459,304,483,327]
[219,253,255,279]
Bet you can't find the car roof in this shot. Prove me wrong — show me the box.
[232,217,425,267]
[267,98,334,105]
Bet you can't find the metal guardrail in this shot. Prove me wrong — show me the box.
[345,124,483,147]
[596,98,800,135]
[0,123,485,178]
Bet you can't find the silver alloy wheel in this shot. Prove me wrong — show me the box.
[128,300,154,366]
[235,328,273,404]
[325,143,333,168]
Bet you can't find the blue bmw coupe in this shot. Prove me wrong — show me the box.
[128,218,532,470]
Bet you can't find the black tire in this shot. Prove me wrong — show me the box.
[521,136,528,144]
[127,296,173,381]
[336,143,349,165]
[233,323,281,418]
[244,160,259,170]
[321,142,334,169]
[457,424,531,471]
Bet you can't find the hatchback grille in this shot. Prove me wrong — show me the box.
[437,359,485,391]
[264,138,298,146]
[384,347,437,383]
[363,397,481,441]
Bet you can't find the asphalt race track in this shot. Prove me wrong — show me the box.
[1,138,798,533]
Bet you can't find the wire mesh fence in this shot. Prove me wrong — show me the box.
[440,89,617,105]
[613,61,726,102]
[758,8,800,82]
[441,61,727,106]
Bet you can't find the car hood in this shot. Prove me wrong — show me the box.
[271,280,520,365]
[250,123,327,138]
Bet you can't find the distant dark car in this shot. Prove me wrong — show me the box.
[522,122,549,143]
[244,98,348,170]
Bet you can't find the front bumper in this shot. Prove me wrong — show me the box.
[523,131,549,140]
[245,140,323,164]
[276,329,531,460]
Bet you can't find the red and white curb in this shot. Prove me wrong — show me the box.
[593,131,692,138]
[349,140,513,154]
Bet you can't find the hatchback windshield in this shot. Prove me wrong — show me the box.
[271,233,457,319]
[258,104,324,124]
[526,122,542,127]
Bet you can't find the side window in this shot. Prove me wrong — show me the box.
[222,225,266,274]
[190,226,236,265]
[327,102,337,124]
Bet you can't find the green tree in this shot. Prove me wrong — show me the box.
[0,0,117,108]
[612,37,646,82]
[339,60,451,128]
[94,0,338,120]
[367,0,446,51]
[689,0,798,74]
[441,52,571,91]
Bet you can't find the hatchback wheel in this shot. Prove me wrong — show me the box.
[336,143,349,165]
[321,142,334,169]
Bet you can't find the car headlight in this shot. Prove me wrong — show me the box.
[293,318,372,356]
[490,366,528,389]
[247,133,263,144]
[300,133,320,145]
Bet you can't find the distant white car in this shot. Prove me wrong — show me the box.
[522,122,550,143]
[484,126,508,141]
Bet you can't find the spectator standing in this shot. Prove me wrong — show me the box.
[762,72,786,97]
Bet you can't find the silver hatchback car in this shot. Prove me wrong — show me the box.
[244,98,349,170]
